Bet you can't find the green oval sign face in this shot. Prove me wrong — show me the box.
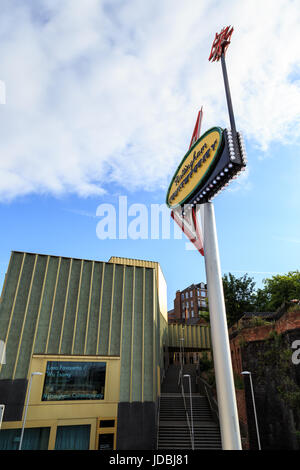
[166,127,224,208]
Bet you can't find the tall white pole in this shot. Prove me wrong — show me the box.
[202,202,241,450]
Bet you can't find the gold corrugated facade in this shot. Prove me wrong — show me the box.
[168,323,211,349]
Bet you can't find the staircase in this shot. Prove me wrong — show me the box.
[157,365,222,450]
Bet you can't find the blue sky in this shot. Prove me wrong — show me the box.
[0,0,300,310]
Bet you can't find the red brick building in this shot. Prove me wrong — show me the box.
[168,282,208,324]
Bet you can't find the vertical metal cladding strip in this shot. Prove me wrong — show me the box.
[71,259,84,354]
[200,325,203,349]
[0,250,13,303]
[207,325,211,349]
[31,256,50,356]
[152,268,156,401]
[58,259,73,354]
[12,254,38,379]
[129,266,135,403]
[108,263,116,356]
[119,265,126,359]
[200,326,204,349]
[96,263,105,354]
[142,267,145,402]
[45,257,61,354]
[0,253,26,375]
[203,326,207,348]
[84,260,95,355]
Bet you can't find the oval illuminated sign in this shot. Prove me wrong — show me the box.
[166,127,224,208]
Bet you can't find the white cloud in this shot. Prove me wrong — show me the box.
[0,0,299,201]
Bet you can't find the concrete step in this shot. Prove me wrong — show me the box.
[157,390,222,450]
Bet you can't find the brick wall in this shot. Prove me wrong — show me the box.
[275,309,300,334]
[230,309,300,377]
[173,291,181,321]
[229,308,300,450]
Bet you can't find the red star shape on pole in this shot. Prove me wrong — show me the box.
[208,26,234,62]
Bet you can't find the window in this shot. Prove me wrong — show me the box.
[201,300,206,307]
[186,301,189,308]
[55,425,90,450]
[0,427,50,450]
[42,361,106,401]
[191,300,193,307]
[185,292,188,299]
[98,433,114,450]
[99,420,115,428]
[201,291,206,297]
[181,293,184,299]
[191,310,194,317]
[197,289,200,296]
[190,291,192,297]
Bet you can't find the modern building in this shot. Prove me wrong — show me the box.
[0,251,168,450]
[168,322,211,365]
[168,282,208,324]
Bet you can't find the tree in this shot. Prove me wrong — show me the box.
[258,271,300,312]
[222,273,256,327]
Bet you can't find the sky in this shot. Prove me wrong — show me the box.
[0,0,299,310]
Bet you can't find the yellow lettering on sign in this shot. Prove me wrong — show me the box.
[166,128,223,208]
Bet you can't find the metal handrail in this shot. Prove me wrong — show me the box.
[205,385,218,418]
[183,375,194,450]
[198,376,219,423]
[180,375,193,449]
[156,394,161,450]
[178,334,194,450]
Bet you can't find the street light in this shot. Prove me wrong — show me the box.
[178,337,185,387]
[241,371,261,450]
[19,372,43,450]
[183,374,194,450]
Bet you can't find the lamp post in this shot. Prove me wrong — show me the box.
[178,337,185,387]
[183,374,194,450]
[241,371,261,450]
[19,372,43,450]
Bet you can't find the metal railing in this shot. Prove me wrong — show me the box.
[198,375,219,424]
[156,394,161,450]
[178,337,194,450]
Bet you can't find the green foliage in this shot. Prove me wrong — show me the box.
[259,271,300,311]
[247,316,271,328]
[199,310,210,323]
[294,430,300,445]
[222,273,256,327]
[199,352,213,372]
[255,332,300,411]
[199,352,215,387]
[287,304,300,313]
[222,270,300,327]
[234,372,244,390]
